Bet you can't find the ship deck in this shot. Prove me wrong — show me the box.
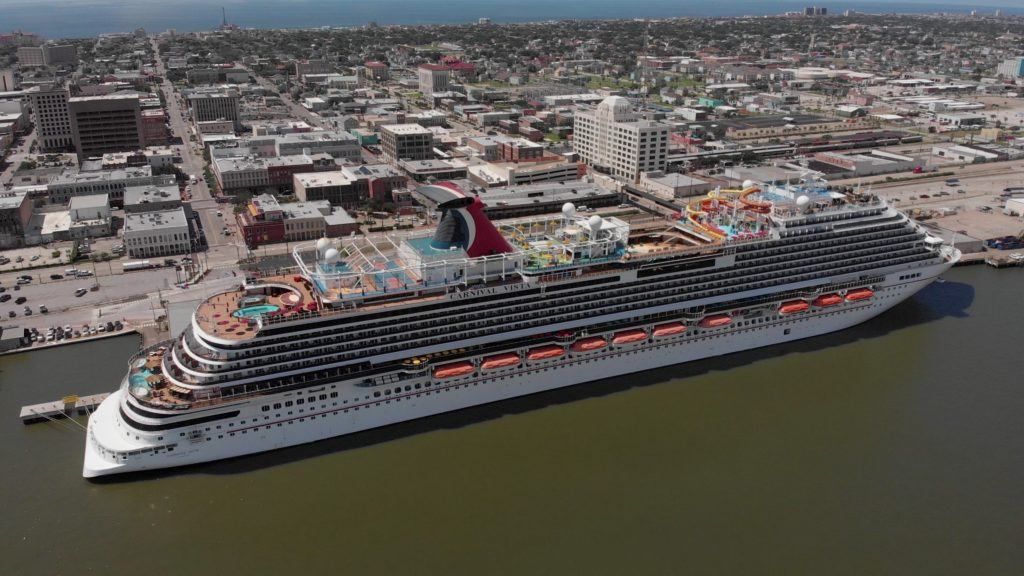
[195,276,318,341]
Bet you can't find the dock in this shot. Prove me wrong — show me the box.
[20,393,109,425]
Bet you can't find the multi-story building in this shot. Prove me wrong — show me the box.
[468,158,582,188]
[997,57,1024,79]
[68,94,143,159]
[0,192,32,248]
[572,96,669,181]
[43,44,77,66]
[294,59,334,77]
[237,193,285,247]
[123,184,185,214]
[274,131,361,160]
[186,67,248,85]
[281,202,328,242]
[293,171,366,208]
[123,208,191,258]
[0,68,16,92]
[16,47,45,67]
[47,166,172,207]
[418,64,450,95]
[213,157,271,194]
[141,109,168,146]
[187,90,240,129]
[17,44,77,67]
[380,123,433,161]
[28,86,73,152]
[363,61,390,81]
[340,164,407,203]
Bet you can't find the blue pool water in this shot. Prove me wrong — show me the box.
[129,369,153,389]
[233,304,280,318]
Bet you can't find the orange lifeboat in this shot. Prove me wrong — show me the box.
[570,336,608,352]
[527,345,565,361]
[481,352,521,370]
[699,314,732,328]
[612,329,647,345]
[432,361,475,379]
[779,300,810,315]
[653,322,686,337]
[813,293,843,307]
[845,288,874,302]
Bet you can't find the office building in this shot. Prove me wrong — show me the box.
[28,86,73,152]
[380,123,433,161]
[187,90,240,129]
[68,94,143,159]
[572,96,669,181]
[418,64,451,95]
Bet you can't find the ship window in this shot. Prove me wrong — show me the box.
[285,401,293,407]
[273,403,281,409]
[262,406,269,412]
[374,391,381,397]
[296,399,304,405]
[330,392,338,398]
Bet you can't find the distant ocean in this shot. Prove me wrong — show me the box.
[1,0,1021,39]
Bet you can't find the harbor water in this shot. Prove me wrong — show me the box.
[0,266,1021,574]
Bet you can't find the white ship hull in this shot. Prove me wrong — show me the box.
[84,262,951,478]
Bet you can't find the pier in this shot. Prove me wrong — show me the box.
[19,393,109,425]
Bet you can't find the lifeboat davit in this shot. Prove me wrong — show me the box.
[653,322,686,337]
[813,293,843,307]
[570,336,608,352]
[845,288,874,302]
[779,300,810,315]
[612,329,647,345]
[481,352,521,370]
[527,345,565,361]
[699,314,732,328]
[432,361,475,379]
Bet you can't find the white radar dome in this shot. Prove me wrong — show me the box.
[562,202,577,218]
[323,248,340,263]
[588,215,603,230]
[742,179,755,190]
[316,237,331,254]
[796,195,811,208]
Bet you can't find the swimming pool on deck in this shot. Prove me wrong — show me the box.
[233,304,280,318]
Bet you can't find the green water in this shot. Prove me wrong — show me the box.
[1,267,1021,575]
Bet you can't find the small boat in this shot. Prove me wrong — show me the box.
[527,345,565,361]
[612,329,647,345]
[779,300,809,315]
[570,336,608,352]
[699,314,732,328]
[432,361,475,379]
[652,322,686,337]
[481,352,521,370]
[845,288,874,302]
[812,293,843,307]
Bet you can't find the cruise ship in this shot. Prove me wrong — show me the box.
[83,180,960,477]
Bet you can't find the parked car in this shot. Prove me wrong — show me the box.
[74,288,88,297]
[23,307,32,316]
[15,296,26,304]
[76,270,93,277]
[50,273,63,280]
[39,305,48,313]
[8,310,15,318]
[0,294,9,302]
